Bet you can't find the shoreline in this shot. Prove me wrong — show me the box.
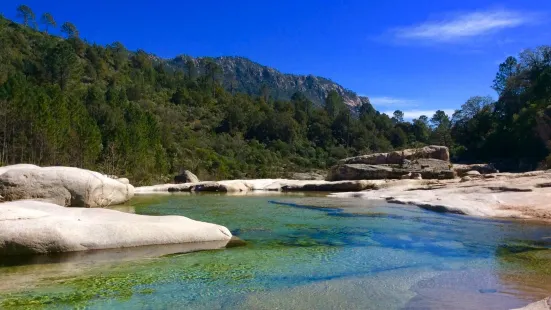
[135,170,551,223]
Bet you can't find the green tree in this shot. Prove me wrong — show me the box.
[492,56,518,95]
[44,42,80,91]
[324,90,344,119]
[390,127,407,148]
[203,59,221,96]
[61,22,79,38]
[40,13,56,33]
[16,5,35,27]
[392,110,404,123]
[430,110,452,148]
[185,58,197,80]
[452,96,494,125]
[412,117,430,144]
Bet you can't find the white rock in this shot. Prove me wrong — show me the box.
[0,164,40,175]
[512,297,551,310]
[465,170,482,176]
[0,166,134,207]
[0,200,232,256]
[339,145,450,165]
[135,179,386,194]
[331,170,551,221]
[116,177,130,185]
[174,170,200,184]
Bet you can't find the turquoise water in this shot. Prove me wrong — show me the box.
[1,194,551,309]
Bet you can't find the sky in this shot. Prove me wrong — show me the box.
[1,0,551,119]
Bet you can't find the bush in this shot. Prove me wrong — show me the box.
[544,155,551,169]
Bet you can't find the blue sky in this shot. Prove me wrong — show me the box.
[1,0,550,119]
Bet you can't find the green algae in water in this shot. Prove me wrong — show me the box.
[2,195,551,309]
[497,241,551,275]
[0,243,339,308]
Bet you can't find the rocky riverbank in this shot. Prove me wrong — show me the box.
[331,170,551,221]
[138,170,551,222]
[0,165,134,207]
[135,179,386,193]
[0,165,233,256]
[514,297,551,310]
[138,145,551,223]
[0,200,232,256]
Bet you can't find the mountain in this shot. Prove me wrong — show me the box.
[167,55,370,108]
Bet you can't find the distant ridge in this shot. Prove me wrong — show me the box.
[167,55,370,107]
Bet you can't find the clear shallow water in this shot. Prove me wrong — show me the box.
[1,194,551,309]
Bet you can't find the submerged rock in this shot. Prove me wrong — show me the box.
[0,200,232,256]
[0,165,134,207]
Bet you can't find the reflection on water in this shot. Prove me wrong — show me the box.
[0,194,550,309]
[0,240,230,267]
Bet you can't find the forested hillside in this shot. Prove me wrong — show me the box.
[0,6,549,184]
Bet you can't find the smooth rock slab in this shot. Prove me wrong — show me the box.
[338,145,450,165]
[0,200,232,256]
[136,179,385,194]
[281,180,376,192]
[513,297,551,310]
[290,172,326,181]
[331,170,551,221]
[0,166,134,207]
[453,163,498,176]
[327,164,455,181]
[0,164,39,175]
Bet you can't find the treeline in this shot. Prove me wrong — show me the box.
[0,6,549,184]
[451,50,551,170]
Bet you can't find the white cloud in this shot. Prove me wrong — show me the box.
[369,96,417,107]
[392,9,536,43]
[383,109,456,120]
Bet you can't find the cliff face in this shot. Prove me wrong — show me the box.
[167,55,369,108]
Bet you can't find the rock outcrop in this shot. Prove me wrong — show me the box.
[328,146,454,181]
[174,170,200,184]
[513,297,551,310]
[290,172,326,181]
[0,164,39,175]
[453,163,498,176]
[338,145,450,165]
[331,170,551,221]
[136,179,384,194]
[327,163,455,181]
[281,180,377,192]
[0,200,232,256]
[0,166,134,207]
[328,164,400,181]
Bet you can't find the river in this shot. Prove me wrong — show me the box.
[1,194,550,309]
